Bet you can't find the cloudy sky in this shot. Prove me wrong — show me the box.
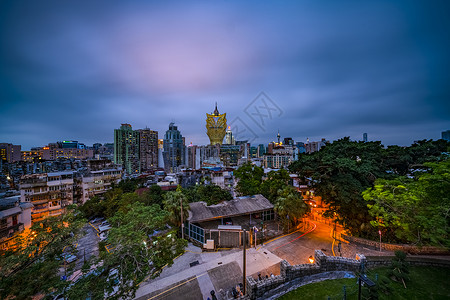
[1,0,449,150]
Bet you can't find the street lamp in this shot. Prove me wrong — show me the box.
[378,230,382,252]
[308,256,314,264]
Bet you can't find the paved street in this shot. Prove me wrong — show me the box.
[135,218,392,300]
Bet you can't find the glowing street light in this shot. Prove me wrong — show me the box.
[308,256,314,264]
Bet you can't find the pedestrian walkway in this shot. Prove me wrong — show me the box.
[135,243,283,300]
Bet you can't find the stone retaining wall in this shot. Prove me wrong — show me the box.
[341,234,450,255]
[245,250,365,300]
[243,250,450,300]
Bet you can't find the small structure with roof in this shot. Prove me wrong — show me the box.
[186,194,275,248]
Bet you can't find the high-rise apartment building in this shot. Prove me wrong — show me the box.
[163,123,185,172]
[0,143,21,163]
[138,128,158,171]
[114,124,140,174]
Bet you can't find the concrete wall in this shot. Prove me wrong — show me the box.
[341,234,450,255]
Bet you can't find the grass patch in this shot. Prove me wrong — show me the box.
[279,266,450,300]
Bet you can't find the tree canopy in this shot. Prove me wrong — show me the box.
[233,162,264,196]
[182,184,232,205]
[0,206,86,299]
[363,159,450,246]
[289,138,449,239]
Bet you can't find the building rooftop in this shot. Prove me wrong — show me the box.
[188,194,273,223]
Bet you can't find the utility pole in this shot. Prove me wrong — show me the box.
[180,198,184,239]
[243,229,246,295]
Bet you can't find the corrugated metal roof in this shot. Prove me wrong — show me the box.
[188,194,273,223]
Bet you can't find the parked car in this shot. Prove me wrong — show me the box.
[99,232,108,241]
[99,221,111,232]
[90,217,105,224]
[62,253,77,264]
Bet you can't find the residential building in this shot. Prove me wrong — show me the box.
[0,196,33,250]
[264,154,293,169]
[80,167,122,204]
[0,143,21,163]
[206,103,227,145]
[22,150,41,162]
[138,128,158,171]
[20,171,75,224]
[114,124,141,174]
[41,147,93,160]
[305,138,328,154]
[163,122,185,172]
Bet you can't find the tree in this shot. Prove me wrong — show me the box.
[289,138,386,236]
[234,162,264,196]
[274,186,308,230]
[363,159,450,246]
[65,202,187,300]
[260,169,290,203]
[163,186,189,228]
[140,184,165,207]
[183,184,232,205]
[0,206,85,299]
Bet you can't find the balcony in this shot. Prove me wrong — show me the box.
[0,223,24,240]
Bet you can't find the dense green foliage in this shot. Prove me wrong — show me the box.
[289,138,449,240]
[163,186,190,227]
[67,202,187,300]
[0,206,86,299]
[183,184,233,205]
[274,186,309,230]
[234,163,308,227]
[363,159,450,246]
[234,162,264,196]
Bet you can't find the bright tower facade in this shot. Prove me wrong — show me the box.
[206,103,227,146]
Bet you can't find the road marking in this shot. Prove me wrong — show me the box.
[271,222,317,251]
[89,222,99,232]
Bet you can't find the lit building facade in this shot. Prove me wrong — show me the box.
[206,104,227,145]
[0,143,21,163]
[114,124,141,174]
[0,197,33,250]
[20,171,74,224]
[41,147,93,160]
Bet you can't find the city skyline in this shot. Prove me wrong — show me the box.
[1,1,450,150]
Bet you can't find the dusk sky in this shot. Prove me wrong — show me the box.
[1,1,449,150]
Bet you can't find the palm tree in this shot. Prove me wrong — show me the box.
[163,186,189,229]
[274,186,308,231]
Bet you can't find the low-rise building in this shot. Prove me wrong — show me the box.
[0,196,33,250]
[80,168,122,204]
[20,171,75,224]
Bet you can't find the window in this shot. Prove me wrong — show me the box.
[0,219,7,229]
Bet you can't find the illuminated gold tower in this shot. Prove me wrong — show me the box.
[206,103,227,145]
